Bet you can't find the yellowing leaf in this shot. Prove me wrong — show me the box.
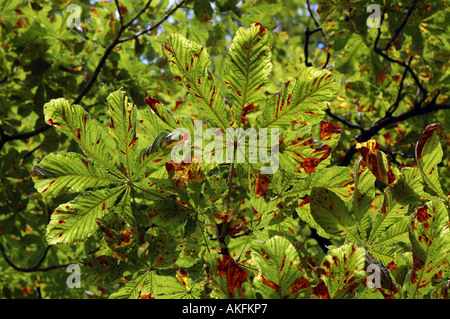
[356,139,397,187]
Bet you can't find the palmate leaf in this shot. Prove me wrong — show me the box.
[223,23,273,127]
[162,33,232,129]
[405,200,450,298]
[367,187,409,250]
[34,89,179,246]
[364,165,426,263]
[312,243,366,299]
[96,211,136,256]
[110,269,202,299]
[251,236,309,299]
[415,123,446,199]
[30,151,121,197]
[295,166,354,239]
[256,67,340,128]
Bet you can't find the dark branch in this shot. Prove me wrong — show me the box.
[373,1,427,107]
[305,0,330,68]
[0,0,156,152]
[118,0,185,43]
[325,109,364,131]
[378,0,419,52]
[114,0,124,26]
[386,56,412,116]
[304,27,322,67]
[0,243,70,273]
[338,0,442,166]
[340,102,450,166]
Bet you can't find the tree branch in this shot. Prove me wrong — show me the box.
[338,0,443,166]
[340,102,450,166]
[0,0,156,152]
[304,0,330,68]
[325,109,364,131]
[118,0,185,44]
[386,56,412,116]
[115,0,124,26]
[373,1,427,107]
[0,243,70,273]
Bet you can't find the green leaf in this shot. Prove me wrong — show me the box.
[415,123,446,199]
[145,227,178,268]
[312,243,366,299]
[43,98,123,178]
[256,67,340,128]
[367,186,409,247]
[351,158,376,245]
[405,200,450,298]
[149,271,203,299]
[80,255,130,285]
[46,186,126,245]
[162,33,232,128]
[252,236,309,299]
[309,187,360,242]
[310,166,353,201]
[109,270,154,299]
[30,151,121,197]
[106,90,140,178]
[142,96,195,133]
[278,128,334,176]
[223,23,273,127]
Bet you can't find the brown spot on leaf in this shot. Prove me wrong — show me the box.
[288,277,309,295]
[216,255,248,298]
[224,80,241,97]
[81,158,89,168]
[121,231,131,244]
[144,96,161,115]
[255,22,266,35]
[416,205,431,223]
[47,118,61,126]
[255,174,271,196]
[312,279,330,299]
[319,120,342,140]
[128,135,138,147]
[386,261,398,272]
[241,103,256,124]
[299,196,310,207]
[416,123,442,159]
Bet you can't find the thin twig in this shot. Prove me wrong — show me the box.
[305,0,330,68]
[325,109,364,131]
[0,0,158,152]
[114,0,124,26]
[373,1,427,107]
[340,102,450,166]
[118,0,185,43]
[0,243,71,273]
[386,56,412,116]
